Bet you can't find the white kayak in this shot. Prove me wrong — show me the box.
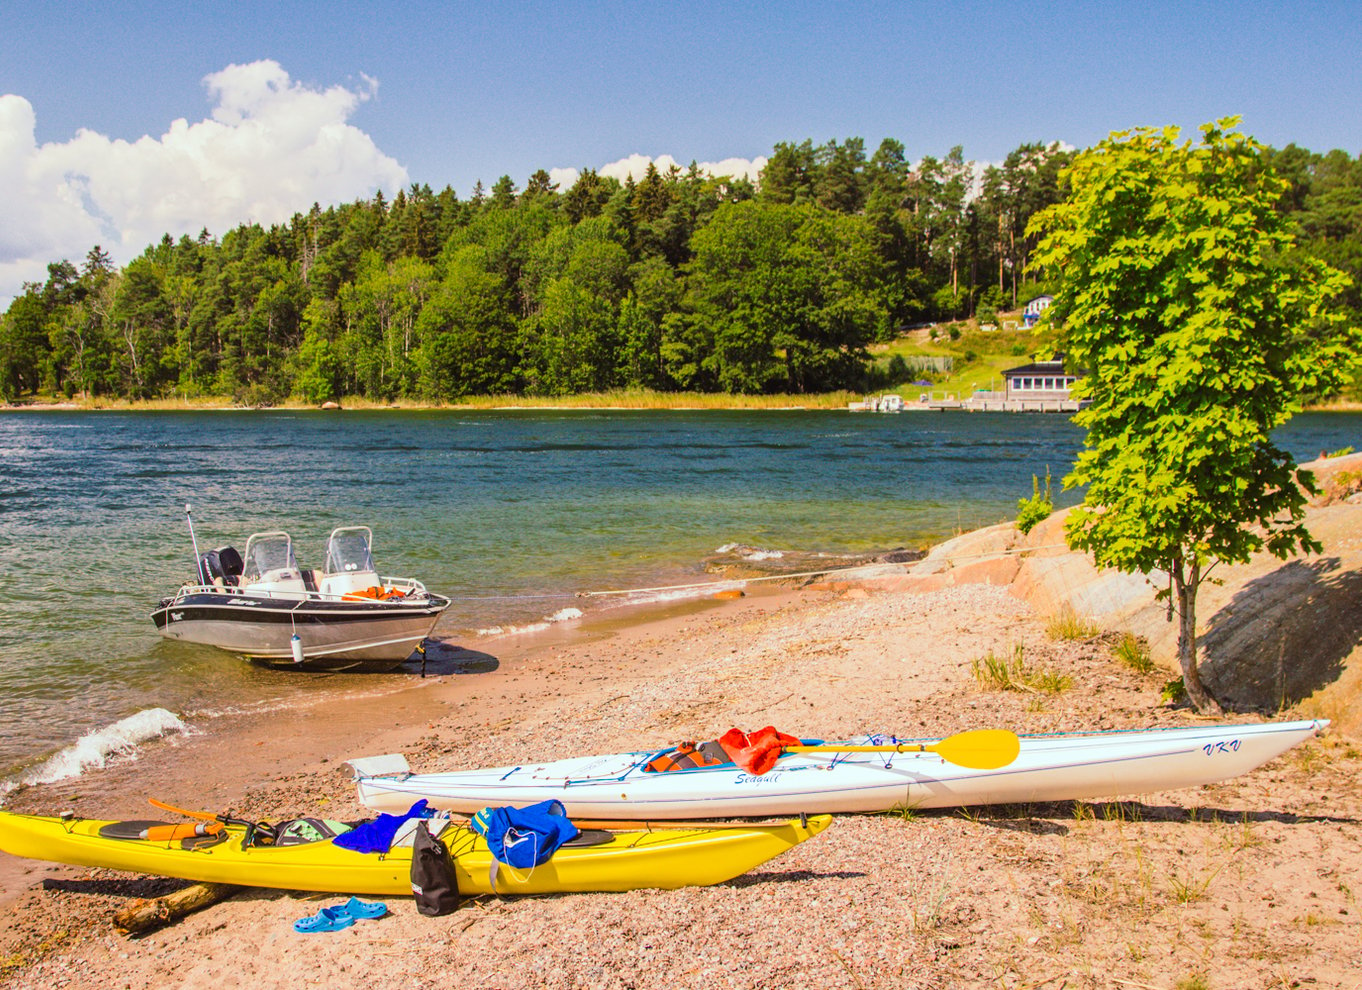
[353,719,1327,819]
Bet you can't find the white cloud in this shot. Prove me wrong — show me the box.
[0,61,407,306]
[546,166,580,191]
[549,153,769,192]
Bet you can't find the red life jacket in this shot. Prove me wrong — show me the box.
[718,726,801,775]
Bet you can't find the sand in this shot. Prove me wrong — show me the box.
[0,572,1359,989]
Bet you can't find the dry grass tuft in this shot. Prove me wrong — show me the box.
[1046,604,1101,641]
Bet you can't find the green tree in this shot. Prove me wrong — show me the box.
[338,252,433,398]
[563,168,618,224]
[489,175,518,209]
[415,245,519,398]
[521,169,559,205]
[293,297,342,403]
[815,137,867,213]
[1029,118,1359,712]
[760,140,818,205]
[619,256,682,388]
[110,256,175,397]
[0,289,50,399]
[688,201,883,392]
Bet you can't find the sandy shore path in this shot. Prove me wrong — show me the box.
[1,580,1358,989]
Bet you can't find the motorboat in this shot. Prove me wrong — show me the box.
[152,524,450,669]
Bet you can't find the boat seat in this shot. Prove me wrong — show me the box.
[318,570,383,598]
[244,568,310,597]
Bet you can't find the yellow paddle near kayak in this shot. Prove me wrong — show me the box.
[784,728,1021,770]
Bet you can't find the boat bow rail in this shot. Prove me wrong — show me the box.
[163,576,438,607]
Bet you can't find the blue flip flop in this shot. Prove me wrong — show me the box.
[339,896,387,920]
[294,905,356,933]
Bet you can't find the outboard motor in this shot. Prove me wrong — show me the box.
[200,546,244,586]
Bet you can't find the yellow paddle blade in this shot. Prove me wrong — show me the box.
[929,729,1020,770]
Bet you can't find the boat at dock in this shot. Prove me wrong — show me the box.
[351,720,1327,818]
[152,524,450,669]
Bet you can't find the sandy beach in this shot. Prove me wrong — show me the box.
[1,466,1360,988]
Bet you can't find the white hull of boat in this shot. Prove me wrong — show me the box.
[152,592,449,666]
[355,720,1327,818]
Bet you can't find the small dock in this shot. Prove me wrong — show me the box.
[856,390,1085,413]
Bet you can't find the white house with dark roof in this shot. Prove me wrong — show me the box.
[945,353,1084,411]
[1000,353,1078,400]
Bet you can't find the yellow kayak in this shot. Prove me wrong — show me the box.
[0,810,830,896]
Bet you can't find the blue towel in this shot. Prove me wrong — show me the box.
[333,799,430,854]
[470,799,580,869]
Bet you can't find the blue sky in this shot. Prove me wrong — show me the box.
[1,0,1360,302]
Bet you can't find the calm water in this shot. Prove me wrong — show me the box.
[0,408,1356,780]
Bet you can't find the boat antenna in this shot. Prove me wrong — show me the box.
[186,503,205,585]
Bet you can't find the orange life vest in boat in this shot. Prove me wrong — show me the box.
[645,740,729,772]
[343,586,405,601]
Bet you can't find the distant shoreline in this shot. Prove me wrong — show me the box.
[5,394,1361,414]
[0,392,852,413]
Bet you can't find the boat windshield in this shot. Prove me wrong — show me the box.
[325,527,376,574]
[242,533,299,583]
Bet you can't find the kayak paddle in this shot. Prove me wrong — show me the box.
[784,728,1021,770]
[149,797,219,821]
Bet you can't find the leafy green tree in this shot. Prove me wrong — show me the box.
[110,256,175,396]
[633,162,672,223]
[1029,119,1360,712]
[447,200,565,320]
[0,289,51,398]
[1288,147,1362,321]
[619,256,682,388]
[920,146,971,304]
[415,245,519,398]
[519,278,618,394]
[688,201,883,392]
[293,299,342,404]
[338,252,433,398]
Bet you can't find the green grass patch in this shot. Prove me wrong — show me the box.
[1016,467,1053,534]
[971,643,1073,694]
[1112,632,1155,673]
[865,315,1059,396]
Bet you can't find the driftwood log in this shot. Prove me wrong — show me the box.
[113,882,243,935]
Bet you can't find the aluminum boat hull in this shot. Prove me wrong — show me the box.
[152,591,450,667]
[356,720,1327,818]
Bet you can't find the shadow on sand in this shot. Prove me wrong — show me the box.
[400,639,499,677]
[965,798,1361,834]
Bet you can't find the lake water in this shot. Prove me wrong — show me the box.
[0,408,1356,787]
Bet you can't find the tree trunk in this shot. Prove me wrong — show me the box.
[1173,559,1222,714]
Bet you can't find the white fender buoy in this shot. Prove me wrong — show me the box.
[290,633,305,664]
